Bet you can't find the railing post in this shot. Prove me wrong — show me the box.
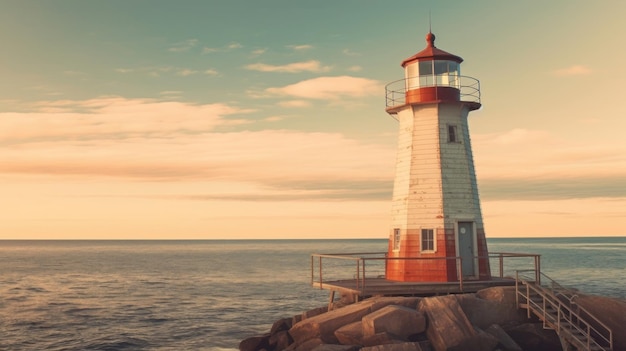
[457,257,463,292]
[311,255,314,285]
[356,259,360,291]
[535,255,541,285]
[319,256,323,289]
[361,258,366,293]
[499,253,504,278]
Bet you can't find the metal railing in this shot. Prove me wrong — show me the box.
[311,252,540,294]
[515,270,613,351]
[385,75,481,109]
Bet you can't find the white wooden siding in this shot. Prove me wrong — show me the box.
[390,102,484,231]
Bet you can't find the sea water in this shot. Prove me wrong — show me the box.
[0,238,624,350]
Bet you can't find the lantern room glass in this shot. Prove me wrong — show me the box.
[406,60,460,89]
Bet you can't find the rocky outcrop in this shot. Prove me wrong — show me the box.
[240,287,566,351]
[575,293,626,351]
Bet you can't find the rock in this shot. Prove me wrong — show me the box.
[271,317,293,335]
[371,297,421,310]
[504,323,561,351]
[334,321,363,345]
[418,295,476,351]
[362,305,426,340]
[361,342,426,351]
[311,344,359,351]
[485,324,522,351]
[303,306,329,320]
[270,330,293,351]
[362,332,403,347]
[456,327,499,351]
[456,288,526,329]
[575,293,626,351]
[239,334,270,351]
[293,314,303,326]
[291,338,323,351]
[289,296,423,345]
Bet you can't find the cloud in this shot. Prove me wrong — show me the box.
[473,128,626,200]
[347,65,363,72]
[168,39,198,52]
[0,99,396,201]
[202,42,243,54]
[278,100,312,108]
[245,60,331,73]
[177,69,198,76]
[287,44,313,51]
[553,65,592,76]
[343,49,360,56]
[114,66,216,77]
[250,48,267,57]
[266,76,382,100]
[0,97,252,144]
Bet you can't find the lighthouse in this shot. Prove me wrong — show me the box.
[384,32,491,282]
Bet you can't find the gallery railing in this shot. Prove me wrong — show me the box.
[385,75,481,109]
[311,252,540,293]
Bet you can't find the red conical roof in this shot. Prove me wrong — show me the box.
[401,32,463,67]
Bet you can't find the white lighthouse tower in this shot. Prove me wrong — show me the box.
[385,32,491,282]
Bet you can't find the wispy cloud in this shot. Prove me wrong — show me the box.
[0,99,396,201]
[177,69,198,76]
[287,44,313,51]
[114,66,215,77]
[343,49,360,56]
[553,64,592,76]
[278,100,312,108]
[266,76,382,100]
[168,39,198,52]
[250,48,267,57]
[347,65,362,72]
[245,60,331,73]
[474,128,626,200]
[0,97,252,144]
[202,42,243,54]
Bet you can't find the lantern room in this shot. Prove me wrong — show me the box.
[390,32,480,110]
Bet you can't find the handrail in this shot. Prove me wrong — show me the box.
[516,270,613,350]
[311,252,540,295]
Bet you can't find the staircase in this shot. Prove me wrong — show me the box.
[515,271,613,351]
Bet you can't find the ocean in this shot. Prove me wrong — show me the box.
[0,238,624,350]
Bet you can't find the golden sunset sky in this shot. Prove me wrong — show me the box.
[1,1,625,239]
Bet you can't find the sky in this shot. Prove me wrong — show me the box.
[1,0,626,240]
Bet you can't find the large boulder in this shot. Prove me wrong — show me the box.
[334,321,363,345]
[289,297,422,345]
[362,332,404,347]
[485,324,522,351]
[362,305,426,340]
[311,344,360,351]
[418,295,478,351]
[361,342,427,351]
[575,293,626,351]
[239,334,270,351]
[504,323,561,351]
[456,287,526,329]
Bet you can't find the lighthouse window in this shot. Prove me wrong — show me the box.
[448,124,459,143]
[421,229,435,252]
[393,228,401,251]
[418,61,433,76]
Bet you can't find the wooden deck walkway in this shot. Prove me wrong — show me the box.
[313,277,516,298]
